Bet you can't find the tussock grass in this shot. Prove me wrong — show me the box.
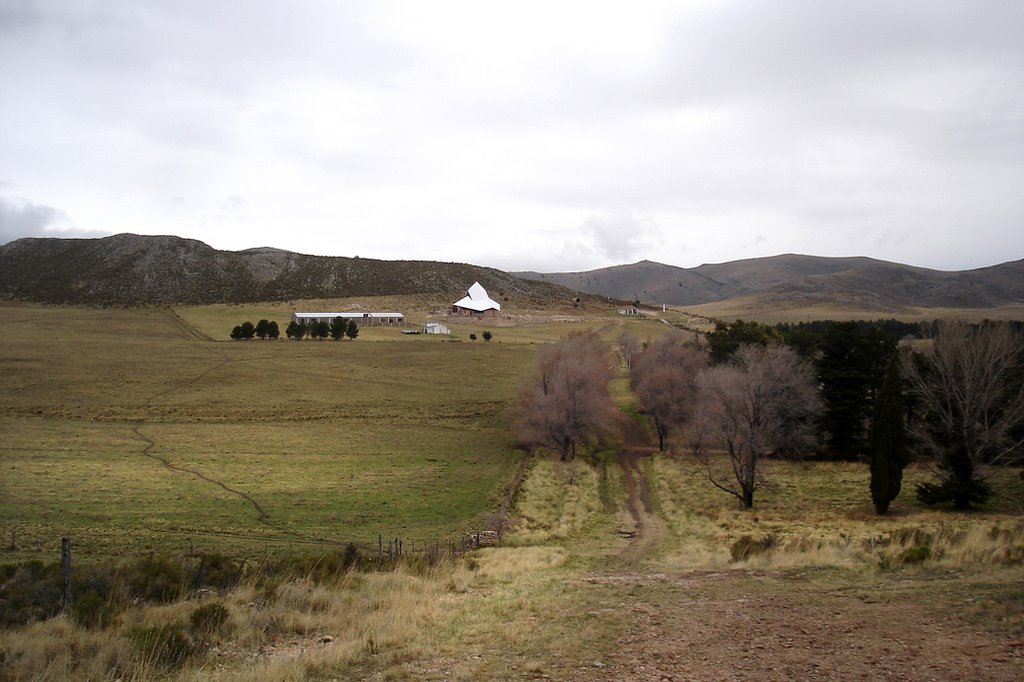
[473,546,568,579]
[506,459,602,544]
[651,454,1024,573]
[0,560,461,681]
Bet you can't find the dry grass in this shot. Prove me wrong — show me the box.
[650,454,1024,573]
[0,562,464,681]
[505,459,603,545]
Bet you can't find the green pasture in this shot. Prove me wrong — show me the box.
[174,296,675,344]
[0,303,591,562]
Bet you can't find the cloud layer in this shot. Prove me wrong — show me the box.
[1,1,1021,271]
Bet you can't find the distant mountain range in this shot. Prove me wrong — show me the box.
[2,234,1021,311]
[0,234,572,305]
[515,255,1024,310]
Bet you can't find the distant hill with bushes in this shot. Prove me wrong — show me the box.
[0,234,575,306]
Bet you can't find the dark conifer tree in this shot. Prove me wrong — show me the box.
[870,357,908,514]
[818,322,895,459]
[330,316,346,340]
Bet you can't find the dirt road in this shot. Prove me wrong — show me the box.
[615,410,662,564]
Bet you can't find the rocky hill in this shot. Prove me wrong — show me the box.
[517,255,1024,310]
[0,234,575,305]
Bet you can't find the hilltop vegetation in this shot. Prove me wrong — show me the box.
[517,254,1024,311]
[0,234,576,306]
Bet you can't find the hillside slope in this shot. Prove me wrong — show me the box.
[517,255,1024,309]
[0,234,574,305]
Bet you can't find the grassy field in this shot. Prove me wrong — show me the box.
[0,302,590,562]
[3,300,1023,680]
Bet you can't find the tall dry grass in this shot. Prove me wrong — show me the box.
[0,559,473,681]
[651,454,1024,573]
[504,459,603,545]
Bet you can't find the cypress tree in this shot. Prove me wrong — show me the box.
[869,356,908,514]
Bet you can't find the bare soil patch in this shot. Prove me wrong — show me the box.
[579,570,1024,681]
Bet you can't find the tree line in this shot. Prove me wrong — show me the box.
[229,319,279,340]
[513,319,1024,513]
[229,318,359,341]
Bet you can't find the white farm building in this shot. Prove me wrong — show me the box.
[451,282,501,318]
[291,312,405,326]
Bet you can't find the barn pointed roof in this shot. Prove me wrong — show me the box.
[453,281,501,312]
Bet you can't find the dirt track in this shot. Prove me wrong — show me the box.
[595,413,1024,681]
[615,410,662,564]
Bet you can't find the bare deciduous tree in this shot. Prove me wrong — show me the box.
[630,332,707,450]
[690,344,822,508]
[513,332,616,461]
[618,331,640,371]
[903,321,1024,508]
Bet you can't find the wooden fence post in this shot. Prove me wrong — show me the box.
[60,537,71,605]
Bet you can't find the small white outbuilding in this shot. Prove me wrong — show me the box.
[423,322,450,335]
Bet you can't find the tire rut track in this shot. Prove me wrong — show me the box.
[133,353,345,547]
[159,306,215,342]
[132,421,269,523]
[614,409,662,563]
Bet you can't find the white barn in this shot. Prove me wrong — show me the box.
[291,312,405,326]
[451,282,501,318]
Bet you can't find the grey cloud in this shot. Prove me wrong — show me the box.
[0,196,66,243]
[0,196,107,244]
[580,211,660,264]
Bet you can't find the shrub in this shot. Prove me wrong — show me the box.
[917,478,991,509]
[341,542,361,569]
[193,553,243,590]
[127,555,186,602]
[730,534,776,562]
[129,624,194,669]
[0,561,62,626]
[70,589,118,629]
[899,545,932,565]
[190,601,229,634]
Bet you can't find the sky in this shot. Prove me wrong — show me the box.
[1,0,1022,273]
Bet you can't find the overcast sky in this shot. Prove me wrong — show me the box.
[1,1,1021,272]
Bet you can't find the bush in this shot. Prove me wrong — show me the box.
[0,561,62,626]
[917,478,992,509]
[899,545,932,565]
[129,624,194,669]
[127,555,186,602]
[193,553,243,590]
[730,534,776,562]
[70,589,118,629]
[341,542,361,569]
[190,601,229,634]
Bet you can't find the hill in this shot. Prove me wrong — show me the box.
[517,254,1024,311]
[0,234,575,305]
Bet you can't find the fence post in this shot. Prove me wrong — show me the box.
[60,537,71,605]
